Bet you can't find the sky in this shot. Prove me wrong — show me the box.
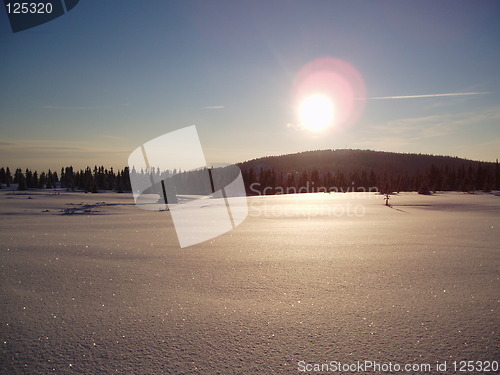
[1,0,499,172]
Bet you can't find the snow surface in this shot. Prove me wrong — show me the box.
[0,189,499,374]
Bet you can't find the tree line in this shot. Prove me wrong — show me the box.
[0,166,132,193]
[1,150,498,195]
[237,149,499,195]
[241,160,500,195]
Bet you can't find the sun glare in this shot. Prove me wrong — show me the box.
[299,94,335,131]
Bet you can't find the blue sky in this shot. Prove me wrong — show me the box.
[1,0,499,171]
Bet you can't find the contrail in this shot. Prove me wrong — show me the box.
[203,105,225,109]
[365,92,490,100]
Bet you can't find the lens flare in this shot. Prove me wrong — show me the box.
[292,57,366,132]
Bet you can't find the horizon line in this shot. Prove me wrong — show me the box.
[1,148,497,173]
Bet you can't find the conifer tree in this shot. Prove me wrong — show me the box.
[6,167,12,186]
[17,172,27,191]
[32,171,39,188]
[25,169,33,188]
[116,172,124,193]
[298,170,308,191]
[60,168,65,187]
[286,172,296,190]
[39,172,47,188]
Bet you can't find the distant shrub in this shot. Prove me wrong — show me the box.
[418,184,431,195]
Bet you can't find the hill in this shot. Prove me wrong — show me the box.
[237,149,499,195]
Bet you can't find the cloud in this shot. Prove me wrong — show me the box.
[0,142,16,146]
[365,91,490,100]
[38,103,131,110]
[39,105,95,109]
[0,138,130,170]
[29,146,85,151]
[202,105,225,110]
[100,134,125,142]
[286,122,306,131]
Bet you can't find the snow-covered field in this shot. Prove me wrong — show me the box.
[1,189,499,374]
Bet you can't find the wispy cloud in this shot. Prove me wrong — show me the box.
[0,139,130,169]
[38,103,131,110]
[286,122,305,131]
[0,139,127,154]
[39,105,95,110]
[365,91,490,100]
[100,134,125,142]
[202,105,225,110]
[29,146,85,151]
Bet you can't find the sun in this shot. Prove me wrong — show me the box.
[298,94,335,131]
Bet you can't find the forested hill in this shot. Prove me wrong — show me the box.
[237,149,499,194]
[238,149,493,175]
[1,149,498,195]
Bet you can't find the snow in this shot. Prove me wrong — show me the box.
[1,189,499,374]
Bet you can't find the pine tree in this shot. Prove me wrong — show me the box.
[0,168,6,184]
[122,167,132,191]
[14,168,21,184]
[64,166,75,190]
[51,170,58,186]
[25,169,33,188]
[46,174,53,189]
[6,167,12,186]
[368,169,377,190]
[269,168,277,194]
[60,167,65,187]
[244,167,256,195]
[83,167,93,192]
[116,172,124,193]
[32,171,39,188]
[482,165,494,192]
[298,170,308,192]
[17,172,27,191]
[380,171,390,194]
[286,172,296,190]
[47,170,53,188]
[468,164,475,191]
[337,170,346,192]
[39,172,47,188]
[258,168,267,193]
